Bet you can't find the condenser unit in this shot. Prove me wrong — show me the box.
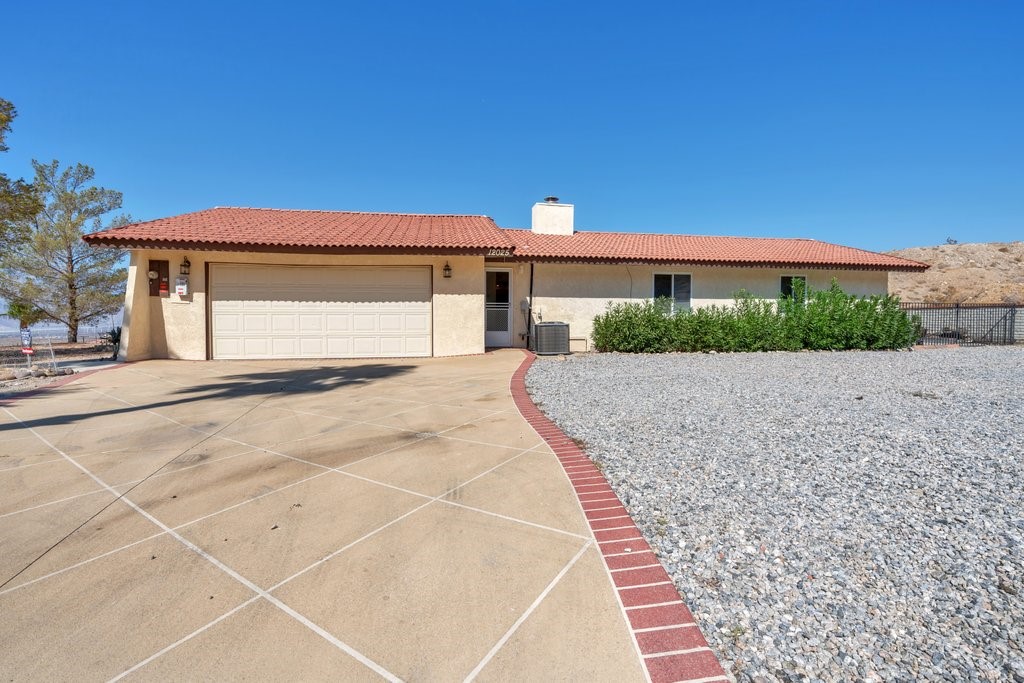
[530,322,570,355]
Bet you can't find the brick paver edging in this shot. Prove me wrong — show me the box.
[510,351,728,683]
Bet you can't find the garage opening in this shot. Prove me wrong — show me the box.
[210,264,432,359]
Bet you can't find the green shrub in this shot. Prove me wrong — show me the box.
[591,299,673,352]
[590,279,918,353]
[794,280,919,350]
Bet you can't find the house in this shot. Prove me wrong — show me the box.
[82,198,929,361]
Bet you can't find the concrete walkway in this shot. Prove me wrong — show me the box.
[0,351,653,681]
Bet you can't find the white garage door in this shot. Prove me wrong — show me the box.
[210,264,432,359]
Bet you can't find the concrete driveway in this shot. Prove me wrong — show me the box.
[0,351,648,681]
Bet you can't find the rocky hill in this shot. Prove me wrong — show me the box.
[887,241,1024,304]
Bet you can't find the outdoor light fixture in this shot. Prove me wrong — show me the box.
[443,262,452,278]
[180,257,191,275]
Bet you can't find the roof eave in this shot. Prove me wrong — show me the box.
[81,236,930,271]
[81,236,511,256]
[509,254,929,272]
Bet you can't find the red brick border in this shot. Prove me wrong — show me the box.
[510,351,727,683]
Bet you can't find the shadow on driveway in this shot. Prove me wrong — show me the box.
[0,363,416,432]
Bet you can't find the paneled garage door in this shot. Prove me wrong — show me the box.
[210,264,432,359]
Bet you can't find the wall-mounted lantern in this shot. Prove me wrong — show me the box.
[180,257,191,275]
[443,262,452,278]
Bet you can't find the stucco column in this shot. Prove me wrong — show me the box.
[119,251,153,361]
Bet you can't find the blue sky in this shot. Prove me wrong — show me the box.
[4,1,1022,252]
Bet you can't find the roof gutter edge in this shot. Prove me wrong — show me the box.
[80,237,512,257]
[508,255,929,271]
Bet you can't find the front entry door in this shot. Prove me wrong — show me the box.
[485,269,512,347]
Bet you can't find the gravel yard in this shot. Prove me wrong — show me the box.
[526,347,1024,682]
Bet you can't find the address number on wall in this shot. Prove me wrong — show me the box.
[486,248,512,257]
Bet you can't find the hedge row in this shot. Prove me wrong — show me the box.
[591,280,920,353]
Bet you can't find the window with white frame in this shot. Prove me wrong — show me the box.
[653,273,691,313]
[780,275,807,299]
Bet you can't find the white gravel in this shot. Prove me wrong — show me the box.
[526,347,1024,683]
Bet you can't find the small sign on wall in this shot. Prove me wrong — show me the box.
[175,277,189,296]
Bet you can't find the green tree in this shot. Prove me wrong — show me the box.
[0,98,43,243]
[0,160,130,342]
[6,301,47,329]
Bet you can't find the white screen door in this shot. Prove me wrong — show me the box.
[485,269,512,347]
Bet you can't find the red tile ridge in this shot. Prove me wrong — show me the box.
[504,226,826,241]
[212,205,493,218]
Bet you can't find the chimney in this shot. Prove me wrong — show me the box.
[531,196,574,235]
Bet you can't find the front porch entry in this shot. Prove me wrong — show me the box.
[485,268,512,347]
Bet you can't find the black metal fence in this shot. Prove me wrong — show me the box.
[0,316,115,346]
[901,303,1019,346]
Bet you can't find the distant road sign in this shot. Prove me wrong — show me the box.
[22,347,34,355]
[20,328,32,348]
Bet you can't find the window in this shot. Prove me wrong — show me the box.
[780,275,807,299]
[653,273,691,313]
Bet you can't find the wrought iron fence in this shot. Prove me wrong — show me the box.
[901,303,1019,346]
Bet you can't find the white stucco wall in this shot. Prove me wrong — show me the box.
[119,249,485,361]
[524,263,890,349]
[118,251,152,360]
[118,249,891,360]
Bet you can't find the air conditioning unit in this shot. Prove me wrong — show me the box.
[531,322,570,355]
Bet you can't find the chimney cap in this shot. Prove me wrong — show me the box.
[543,195,559,203]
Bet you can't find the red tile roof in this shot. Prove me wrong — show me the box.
[82,207,513,252]
[82,206,928,271]
[502,229,929,271]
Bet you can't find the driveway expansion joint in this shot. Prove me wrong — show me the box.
[2,353,661,680]
[510,350,727,683]
[1,406,402,682]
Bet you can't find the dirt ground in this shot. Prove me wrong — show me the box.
[888,240,1024,303]
[0,342,114,398]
